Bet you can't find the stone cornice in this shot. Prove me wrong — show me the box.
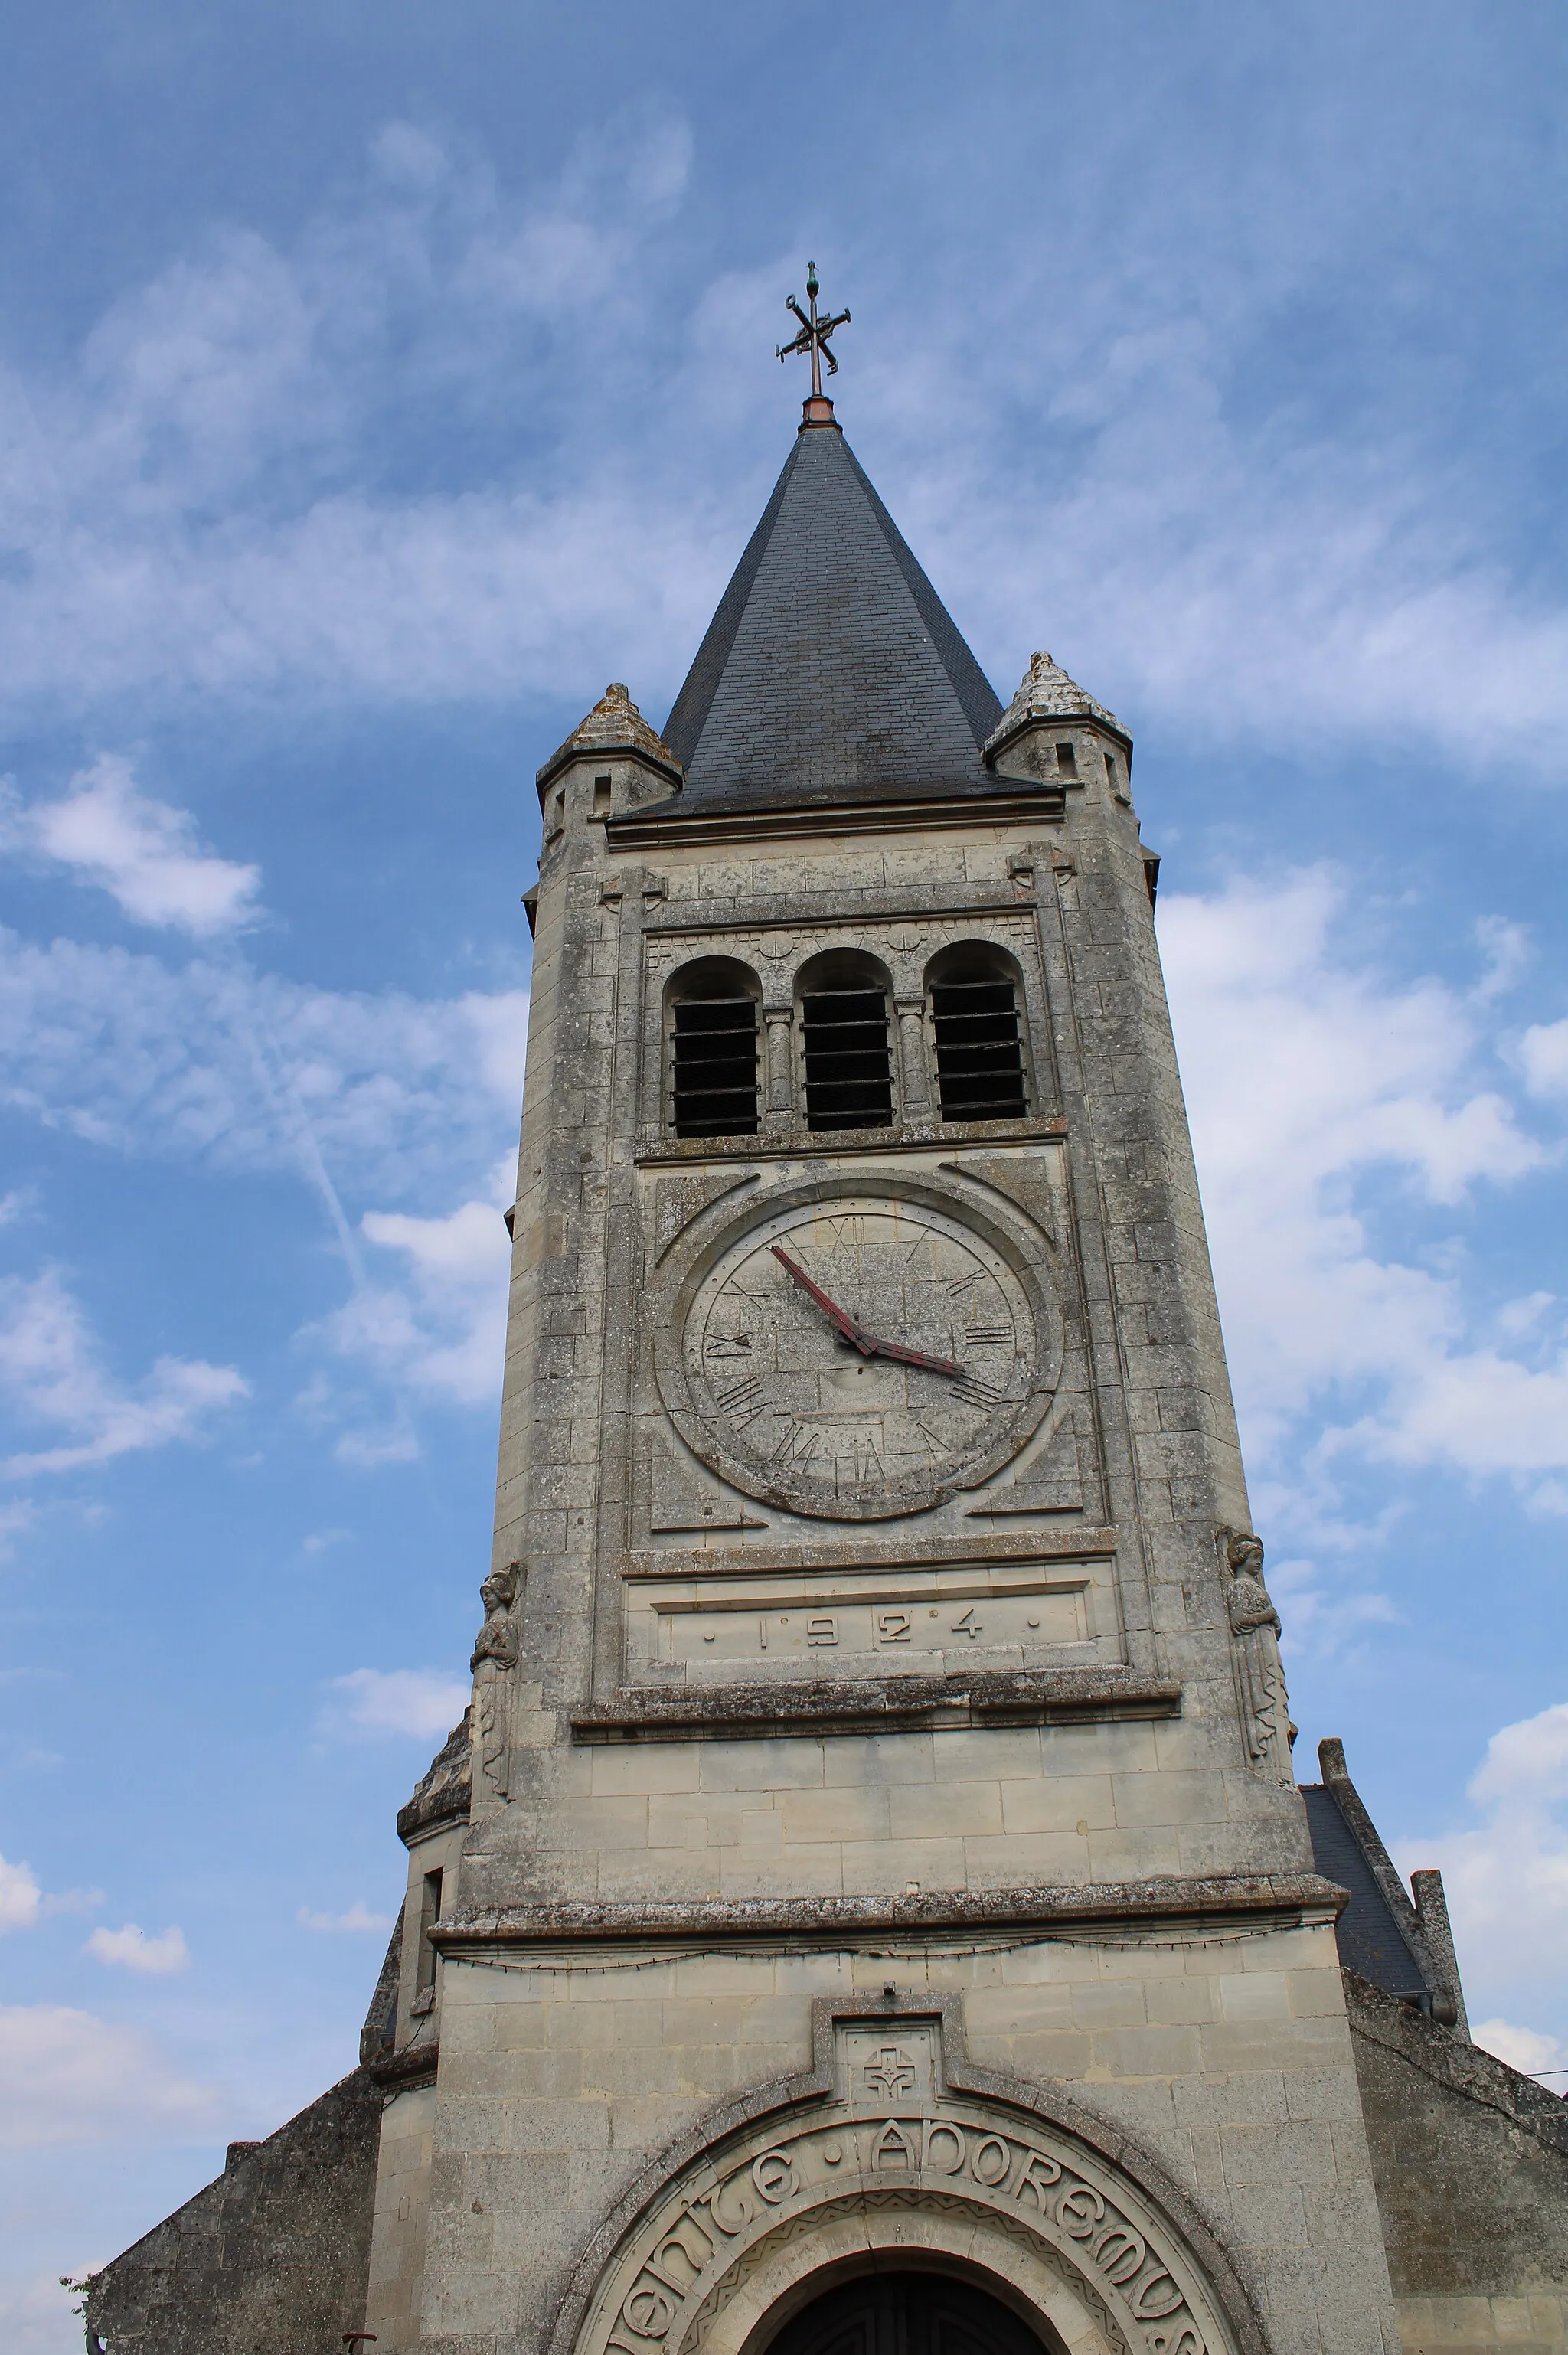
[604,785,1065,851]
[433,1872,1348,1955]
[637,880,1044,935]
[632,1115,1068,1169]
[367,2038,440,2091]
[569,1666,1180,1743]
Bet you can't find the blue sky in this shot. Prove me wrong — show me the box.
[2,1,1566,2342]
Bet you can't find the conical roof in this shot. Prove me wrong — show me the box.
[663,417,1004,811]
[983,650,1124,754]
[537,680,681,795]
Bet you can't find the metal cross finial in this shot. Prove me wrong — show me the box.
[777,261,851,398]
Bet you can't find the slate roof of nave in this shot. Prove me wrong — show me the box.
[662,419,1005,812]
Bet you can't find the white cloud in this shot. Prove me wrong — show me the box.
[1160,870,1557,1506]
[1470,1699,1568,1810]
[1344,1347,1568,1477]
[325,1667,469,1739]
[83,1923,190,1975]
[4,756,261,936]
[1468,2017,1568,2086]
[0,2005,220,2147]
[0,1856,99,1932]
[0,1857,41,1934]
[0,1269,246,1479]
[1393,1701,1568,2017]
[325,1183,512,1408]
[1518,1018,1568,1100]
[297,1900,394,1932]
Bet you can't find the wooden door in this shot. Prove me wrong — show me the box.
[765,2270,1047,2355]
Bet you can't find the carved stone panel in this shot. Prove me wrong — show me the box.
[559,2004,1254,2355]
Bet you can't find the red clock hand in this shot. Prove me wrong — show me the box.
[770,1245,875,1354]
[863,1336,965,1377]
[770,1245,965,1378]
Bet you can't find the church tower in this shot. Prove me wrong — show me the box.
[363,306,1400,2355]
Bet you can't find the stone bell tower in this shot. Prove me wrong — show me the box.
[361,315,1402,2355]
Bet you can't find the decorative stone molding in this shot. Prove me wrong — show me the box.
[569,1666,1180,1745]
[365,2037,440,2093]
[606,789,1066,851]
[435,1871,1347,1953]
[548,1996,1269,2355]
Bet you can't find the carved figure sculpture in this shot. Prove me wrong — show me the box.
[1220,1531,1292,1771]
[471,1562,521,1801]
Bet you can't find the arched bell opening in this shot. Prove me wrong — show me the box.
[753,2260,1060,2355]
[922,943,1031,1124]
[665,955,763,1138]
[794,948,897,1132]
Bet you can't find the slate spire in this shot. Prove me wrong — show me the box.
[663,406,1004,812]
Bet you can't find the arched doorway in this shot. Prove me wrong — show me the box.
[765,2272,1047,2355]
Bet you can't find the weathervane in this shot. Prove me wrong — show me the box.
[777,262,851,399]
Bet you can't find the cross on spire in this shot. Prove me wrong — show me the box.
[777,262,851,403]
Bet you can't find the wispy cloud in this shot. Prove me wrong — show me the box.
[323,1667,469,1740]
[297,1900,394,1933]
[2,756,261,936]
[0,107,710,721]
[0,2004,220,2147]
[84,1923,190,1975]
[0,105,1561,776]
[0,930,527,1206]
[0,1269,246,1479]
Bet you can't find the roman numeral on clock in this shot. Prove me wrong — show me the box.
[965,1324,1012,1347]
[953,1373,1007,1406]
[714,1373,766,1420]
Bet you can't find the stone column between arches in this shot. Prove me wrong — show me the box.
[550,1997,1269,2355]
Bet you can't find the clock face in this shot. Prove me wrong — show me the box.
[666,1192,1054,1520]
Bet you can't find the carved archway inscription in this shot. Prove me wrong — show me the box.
[573,2020,1241,2355]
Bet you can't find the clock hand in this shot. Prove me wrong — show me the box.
[861,1336,965,1377]
[770,1246,876,1354]
[769,1246,965,1378]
